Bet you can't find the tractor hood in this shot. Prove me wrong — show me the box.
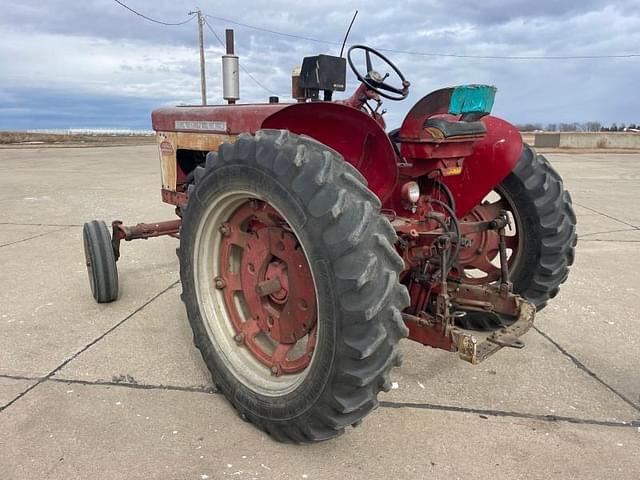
[151,103,288,135]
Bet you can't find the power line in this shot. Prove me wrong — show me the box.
[203,19,280,97]
[204,13,640,60]
[113,0,195,26]
[112,2,638,102]
[111,1,280,98]
[111,2,639,60]
[375,48,640,60]
[205,14,339,46]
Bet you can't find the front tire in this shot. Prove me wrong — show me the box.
[178,130,409,442]
[82,220,118,303]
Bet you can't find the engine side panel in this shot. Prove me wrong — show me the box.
[155,131,236,192]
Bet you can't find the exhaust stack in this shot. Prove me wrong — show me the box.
[222,29,239,104]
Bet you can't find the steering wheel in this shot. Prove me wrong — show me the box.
[347,45,410,101]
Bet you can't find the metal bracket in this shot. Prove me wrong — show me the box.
[487,334,525,349]
[467,299,535,364]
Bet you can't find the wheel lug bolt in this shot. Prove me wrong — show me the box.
[233,332,245,344]
[219,223,231,237]
[270,365,281,376]
[214,276,226,289]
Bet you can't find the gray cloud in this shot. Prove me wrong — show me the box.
[1,0,639,129]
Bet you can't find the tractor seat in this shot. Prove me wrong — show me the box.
[423,118,486,140]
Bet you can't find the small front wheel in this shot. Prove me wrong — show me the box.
[83,220,118,303]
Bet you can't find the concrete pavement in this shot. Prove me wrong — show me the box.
[0,146,638,479]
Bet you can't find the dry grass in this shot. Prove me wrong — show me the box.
[0,131,155,147]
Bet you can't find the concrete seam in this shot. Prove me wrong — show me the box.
[0,222,83,227]
[0,227,67,249]
[578,228,639,238]
[574,202,639,230]
[1,372,637,429]
[50,376,217,394]
[378,401,640,428]
[533,325,640,413]
[0,281,179,414]
[579,239,640,243]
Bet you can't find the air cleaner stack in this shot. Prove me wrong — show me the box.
[222,29,239,104]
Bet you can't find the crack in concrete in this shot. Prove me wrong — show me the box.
[50,376,217,395]
[0,373,217,395]
[574,202,639,230]
[379,401,640,428]
[0,281,180,414]
[578,228,639,238]
[2,372,638,430]
[580,239,640,243]
[0,227,67,249]
[0,222,82,227]
[534,326,640,413]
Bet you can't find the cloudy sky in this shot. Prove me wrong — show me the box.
[1,0,639,130]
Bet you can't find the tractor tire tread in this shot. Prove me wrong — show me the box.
[178,129,409,443]
[82,220,118,303]
[459,144,576,330]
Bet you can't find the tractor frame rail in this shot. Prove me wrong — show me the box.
[111,219,182,261]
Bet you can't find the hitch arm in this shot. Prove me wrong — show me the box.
[404,284,536,365]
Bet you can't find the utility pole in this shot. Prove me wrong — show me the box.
[189,9,207,105]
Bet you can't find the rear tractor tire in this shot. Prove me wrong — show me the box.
[83,220,119,303]
[178,130,410,443]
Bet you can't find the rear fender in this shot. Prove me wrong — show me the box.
[443,115,523,216]
[262,102,398,203]
[398,87,522,217]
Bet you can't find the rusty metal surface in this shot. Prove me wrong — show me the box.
[472,299,536,363]
[218,200,317,374]
[161,189,188,207]
[401,209,533,365]
[151,104,287,135]
[111,219,181,261]
[404,285,535,365]
[156,132,236,193]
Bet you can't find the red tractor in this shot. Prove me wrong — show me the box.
[83,45,576,442]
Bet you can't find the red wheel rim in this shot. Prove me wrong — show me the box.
[217,200,317,375]
[457,188,521,284]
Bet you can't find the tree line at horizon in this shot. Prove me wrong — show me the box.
[516,122,639,132]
